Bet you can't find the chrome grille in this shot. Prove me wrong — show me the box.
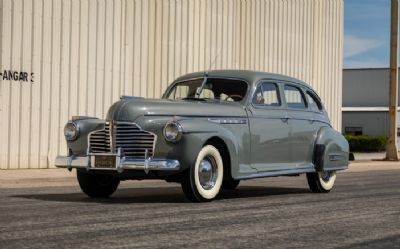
[89,122,155,159]
[89,124,111,153]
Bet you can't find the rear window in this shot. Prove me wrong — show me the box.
[284,85,307,109]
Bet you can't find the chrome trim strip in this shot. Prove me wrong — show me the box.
[236,167,316,180]
[208,118,247,124]
[328,154,344,161]
[55,155,180,172]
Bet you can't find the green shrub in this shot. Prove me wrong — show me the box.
[345,135,388,152]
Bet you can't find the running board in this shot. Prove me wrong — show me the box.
[236,167,316,180]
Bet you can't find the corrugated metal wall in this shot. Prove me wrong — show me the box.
[0,0,343,169]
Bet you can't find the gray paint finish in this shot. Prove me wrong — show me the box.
[59,70,349,181]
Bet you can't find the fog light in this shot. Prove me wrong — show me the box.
[163,121,183,142]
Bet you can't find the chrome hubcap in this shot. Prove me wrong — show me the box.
[198,156,218,190]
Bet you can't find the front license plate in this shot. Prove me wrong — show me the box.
[94,155,116,168]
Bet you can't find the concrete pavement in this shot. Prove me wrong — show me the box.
[0,163,399,248]
[1,160,399,188]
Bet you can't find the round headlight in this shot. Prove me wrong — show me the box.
[64,122,79,141]
[163,121,183,142]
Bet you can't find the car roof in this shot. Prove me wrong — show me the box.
[173,69,312,89]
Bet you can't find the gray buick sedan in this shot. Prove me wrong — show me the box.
[56,70,349,202]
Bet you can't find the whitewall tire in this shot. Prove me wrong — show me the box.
[181,145,224,202]
[306,171,336,193]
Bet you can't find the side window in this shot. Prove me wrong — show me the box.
[252,83,281,107]
[306,91,323,112]
[284,85,307,109]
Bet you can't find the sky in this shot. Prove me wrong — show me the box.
[344,0,391,68]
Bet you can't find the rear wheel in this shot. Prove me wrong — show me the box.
[77,170,120,198]
[306,171,336,193]
[181,145,224,202]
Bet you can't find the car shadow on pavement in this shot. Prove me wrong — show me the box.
[12,186,310,204]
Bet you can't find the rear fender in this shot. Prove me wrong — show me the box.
[314,127,349,172]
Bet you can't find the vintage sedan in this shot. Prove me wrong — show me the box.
[56,70,349,202]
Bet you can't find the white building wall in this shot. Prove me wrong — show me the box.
[0,0,343,169]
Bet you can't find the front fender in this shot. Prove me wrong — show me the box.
[314,127,349,172]
[179,119,244,175]
[136,116,248,175]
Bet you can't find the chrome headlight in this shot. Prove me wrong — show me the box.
[163,121,183,142]
[64,122,79,141]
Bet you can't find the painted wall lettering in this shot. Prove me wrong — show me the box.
[0,70,34,83]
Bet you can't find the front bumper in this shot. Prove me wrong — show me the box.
[55,154,180,173]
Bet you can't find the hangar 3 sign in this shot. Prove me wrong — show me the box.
[0,70,34,83]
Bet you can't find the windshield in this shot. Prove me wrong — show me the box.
[165,78,248,102]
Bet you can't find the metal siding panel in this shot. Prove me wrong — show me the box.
[29,0,44,169]
[147,0,156,98]
[86,0,97,116]
[95,0,104,117]
[0,0,12,169]
[124,0,133,96]
[198,0,206,71]
[119,0,126,97]
[9,0,23,169]
[79,0,89,114]
[160,0,169,93]
[1,0,343,169]
[133,0,141,95]
[216,0,223,69]
[0,0,3,169]
[19,0,33,168]
[38,0,52,168]
[49,0,62,163]
[103,0,113,113]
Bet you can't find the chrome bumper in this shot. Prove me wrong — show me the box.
[55,154,180,173]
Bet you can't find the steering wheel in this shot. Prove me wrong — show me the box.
[224,94,243,101]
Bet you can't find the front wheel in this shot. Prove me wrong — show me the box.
[77,170,120,198]
[306,171,336,193]
[181,145,224,202]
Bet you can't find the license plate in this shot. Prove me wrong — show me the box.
[94,155,116,168]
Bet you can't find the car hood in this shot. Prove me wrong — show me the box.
[106,98,247,121]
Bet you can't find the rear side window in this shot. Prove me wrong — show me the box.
[284,85,307,109]
[306,91,323,111]
[252,83,281,107]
